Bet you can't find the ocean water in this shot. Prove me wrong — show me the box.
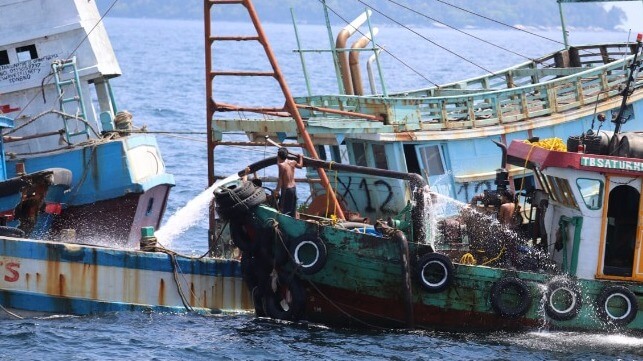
[1,14,642,360]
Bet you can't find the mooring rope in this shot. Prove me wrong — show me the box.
[0,304,23,320]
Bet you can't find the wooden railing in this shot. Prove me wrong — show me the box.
[295,43,641,130]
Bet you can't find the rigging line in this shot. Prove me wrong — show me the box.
[353,0,496,75]
[318,0,439,86]
[432,0,564,45]
[379,0,536,62]
[67,0,120,61]
[430,0,609,61]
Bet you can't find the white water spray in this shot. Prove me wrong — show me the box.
[155,173,240,247]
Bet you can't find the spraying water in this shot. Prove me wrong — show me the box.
[155,173,241,247]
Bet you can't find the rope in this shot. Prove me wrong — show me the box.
[169,253,195,312]
[354,0,496,75]
[459,253,476,265]
[481,246,505,266]
[523,137,566,151]
[0,304,23,319]
[373,0,536,62]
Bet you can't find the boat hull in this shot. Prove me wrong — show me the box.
[0,236,253,316]
[246,206,643,332]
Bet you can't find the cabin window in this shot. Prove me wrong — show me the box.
[403,144,421,174]
[0,50,9,66]
[576,178,603,210]
[419,145,445,176]
[545,175,579,209]
[316,145,328,161]
[352,142,367,167]
[16,44,38,62]
[372,144,387,169]
[330,145,349,164]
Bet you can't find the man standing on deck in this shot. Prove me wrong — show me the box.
[274,147,303,217]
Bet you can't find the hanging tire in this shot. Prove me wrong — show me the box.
[263,272,306,321]
[288,236,328,275]
[595,285,639,326]
[490,277,532,318]
[416,253,454,293]
[214,180,255,208]
[544,279,582,321]
[0,226,25,238]
[229,220,251,253]
[217,187,266,220]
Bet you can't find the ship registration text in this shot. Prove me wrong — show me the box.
[0,260,20,282]
[580,156,643,172]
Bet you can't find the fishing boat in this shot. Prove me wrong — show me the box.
[210,0,643,225]
[204,0,642,331]
[0,0,174,247]
[0,0,253,317]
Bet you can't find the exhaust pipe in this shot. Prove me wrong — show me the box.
[335,10,371,95]
[349,28,378,96]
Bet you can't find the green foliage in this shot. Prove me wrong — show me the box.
[97,0,626,29]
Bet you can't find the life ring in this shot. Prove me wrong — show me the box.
[490,277,532,318]
[263,272,306,321]
[288,236,328,275]
[544,279,582,321]
[596,285,639,326]
[416,253,454,293]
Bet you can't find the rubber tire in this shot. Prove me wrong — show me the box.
[263,273,306,321]
[229,220,251,253]
[288,236,328,275]
[544,279,582,321]
[596,285,639,326]
[217,187,266,220]
[416,253,454,293]
[214,180,255,208]
[0,226,25,238]
[490,277,532,318]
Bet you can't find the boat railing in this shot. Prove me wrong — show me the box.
[295,49,640,130]
[390,42,635,97]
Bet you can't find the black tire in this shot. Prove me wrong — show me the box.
[595,285,639,326]
[544,279,582,321]
[217,187,266,220]
[229,220,251,253]
[263,272,306,321]
[0,226,25,238]
[214,180,255,208]
[416,253,454,293]
[490,277,532,318]
[288,236,328,275]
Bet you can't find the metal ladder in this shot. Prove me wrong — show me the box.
[52,57,89,143]
[204,0,345,246]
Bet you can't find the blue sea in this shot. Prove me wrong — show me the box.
[2,13,643,360]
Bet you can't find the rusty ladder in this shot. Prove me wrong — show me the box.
[204,0,345,224]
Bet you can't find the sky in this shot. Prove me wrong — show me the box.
[606,2,643,31]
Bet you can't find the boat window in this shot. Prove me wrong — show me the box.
[546,175,579,209]
[372,144,387,169]
[403,144,421,174]
[576,178,603,210]
[0,50,8,66]
[330,145,349,164]
[16,44,38,62]
[316,145,328,161]
[419,145,445,176]
[352,142,367,167]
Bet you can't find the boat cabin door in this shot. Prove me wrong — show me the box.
[415,144,455,198]
[600,176,643,280]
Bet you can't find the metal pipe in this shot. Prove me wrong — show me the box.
[367,49,382,95]
[349,28,378,96]
[336,10,372,95]
[557,1,569,49]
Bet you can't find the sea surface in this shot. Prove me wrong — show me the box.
[1,13,643,360]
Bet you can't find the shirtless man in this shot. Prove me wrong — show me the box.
[498,190,518,228]
[274,147,303,217]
